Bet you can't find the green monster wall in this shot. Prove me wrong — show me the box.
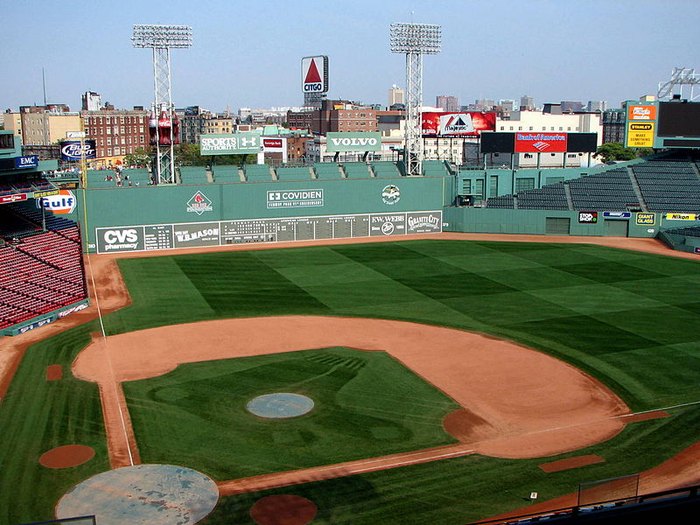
[71,175,451,253]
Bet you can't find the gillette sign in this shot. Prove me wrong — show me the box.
[514,132,568,153]
[301,55,329,93]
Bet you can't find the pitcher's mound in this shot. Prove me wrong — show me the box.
[40,444,94,469]
[247,393,314,419]
[250,495,317,525]
[55,464,218,524]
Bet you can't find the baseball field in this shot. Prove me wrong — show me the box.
[0,234,699,524]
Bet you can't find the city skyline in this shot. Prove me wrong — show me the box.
[2,0,700,113]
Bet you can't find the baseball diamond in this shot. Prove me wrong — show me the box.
[1,231,699,525]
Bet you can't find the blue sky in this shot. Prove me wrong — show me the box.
[2,0,699,113]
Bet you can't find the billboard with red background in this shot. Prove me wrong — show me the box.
[514,132,568,153]
[422,112,496,137]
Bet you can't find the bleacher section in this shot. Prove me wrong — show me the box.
[244,164,274,182]
[632,160,700,212]
[484,194,514,208]
[86,168,152,188]
[568,168,640,211]
[343,163,372,178]
[314,163,344,179]
[276,166,313,181]
[0,226,86,330]
[422,160,451,177]
[517,182,569,210]
[178,166,210,185]
[0,175,55,197]
[213,165,242,183]
[0,201,87,330]
[371,161,402,178]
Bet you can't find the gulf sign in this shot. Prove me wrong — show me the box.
[515,132,568,153]
[301,55,329,94]
[421,112,495,137]
[36,189,77,214]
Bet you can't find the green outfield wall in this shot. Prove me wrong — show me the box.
[61,167,700,253]
[70,175,451,253]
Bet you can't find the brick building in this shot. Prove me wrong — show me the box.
[82,109,149,165]
[287,100,377,135]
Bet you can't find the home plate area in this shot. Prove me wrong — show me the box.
[55,464,218,524]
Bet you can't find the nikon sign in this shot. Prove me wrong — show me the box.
[200,133,262,155]
[326,132,381,153]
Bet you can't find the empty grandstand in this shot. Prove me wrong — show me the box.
[0,198,87,334]
[632,159,700,212]
[276,166,313,181]
[244,164,275,182]
[314,163,344,179]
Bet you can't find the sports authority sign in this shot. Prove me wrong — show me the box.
[200,133,262,155]
[301,55,329,94]
[515,132,568,153]
[326,132,381,152]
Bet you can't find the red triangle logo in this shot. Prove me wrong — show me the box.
[304,59,322,84]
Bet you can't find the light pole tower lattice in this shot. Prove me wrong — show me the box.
[390,23,441,177]
[132,24,192,184]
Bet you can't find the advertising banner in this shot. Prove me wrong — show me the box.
[514,132,568,153]
[60,140,96,161]
[0,193,28,205]
[267,189,324,209]
[369,213,406,236]
[14,155,39,169]
[301,55,329,94]
[263,138,285,150]
[173,222,220,248]
[406,211,442,234]
[36,190,76,214]
[636,213,656,225]
[96,226,145,253]
[326,132,382,152]
[603,211,631,219]
[578,211,598,223]
[627,104,657,121]
[626,122,655,148]
[200,133,262,155]
[422,112,495,137]
[665,213,697,221]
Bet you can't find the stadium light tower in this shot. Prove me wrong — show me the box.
[132,24,192,184]
[390,22,441,177]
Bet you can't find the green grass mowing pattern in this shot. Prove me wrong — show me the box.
[203,404,700,525]
[123,347,460,480]
[0,323,109,525]
[3,239,700,524]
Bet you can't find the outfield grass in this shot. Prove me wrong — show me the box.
[1,239,699,524]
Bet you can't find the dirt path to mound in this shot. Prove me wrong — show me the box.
[2,232,699,511]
